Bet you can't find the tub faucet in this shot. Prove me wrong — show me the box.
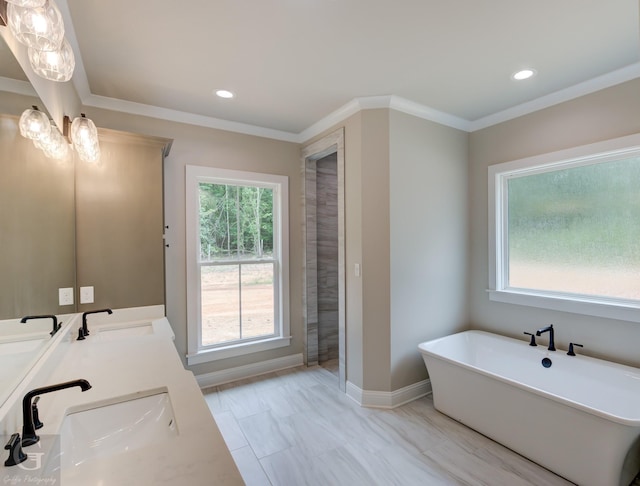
[536,324,556,351]
[22,379,91,447]
[81,308,112,337]
[20,315,60,336]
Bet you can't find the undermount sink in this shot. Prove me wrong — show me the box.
[0,337,47,356]
[59,391,178,469]
[95,322,154,341]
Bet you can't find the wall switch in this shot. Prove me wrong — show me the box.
[80,286,94,304]
[58,287,74,306]
[354,263,361,277]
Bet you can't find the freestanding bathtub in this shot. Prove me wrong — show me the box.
[418,330,640,486]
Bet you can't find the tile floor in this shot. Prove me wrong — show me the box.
[202,364,633,485]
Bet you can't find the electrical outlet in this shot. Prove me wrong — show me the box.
[58,287,74,306]
[80,286,94,304]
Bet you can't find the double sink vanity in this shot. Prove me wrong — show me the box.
[0,306,243,485]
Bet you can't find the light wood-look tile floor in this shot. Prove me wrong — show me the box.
[201,364,624,485]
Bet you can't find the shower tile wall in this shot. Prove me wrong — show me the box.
[316,154,339,362]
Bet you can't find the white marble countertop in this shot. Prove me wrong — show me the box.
[1,311,243,485]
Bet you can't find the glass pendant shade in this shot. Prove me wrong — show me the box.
[71,115,101,162]
[7,0,65,51]
[19,107,51,140]
[5,0,47,7]
[35,125,69,160]
[28,38,75,82]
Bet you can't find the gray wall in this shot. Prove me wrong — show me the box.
[389,111,469,390]
[468,78,640,366]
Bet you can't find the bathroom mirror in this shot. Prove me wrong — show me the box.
[0,35,76,407]
[0,39,76,320]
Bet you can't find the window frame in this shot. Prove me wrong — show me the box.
[185,165,290,364]
[487,133,640,323]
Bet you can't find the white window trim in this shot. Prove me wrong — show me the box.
[488,132,640,323]
[185,165,290,365]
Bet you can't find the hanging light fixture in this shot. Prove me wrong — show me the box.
[3,0,76,82]
[18,106,51,141]
[70,114,101,162]
[7,0,65,51]
[35,124,70,160]
[28,37,75,82]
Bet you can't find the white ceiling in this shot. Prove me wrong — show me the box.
[4,1,640,141]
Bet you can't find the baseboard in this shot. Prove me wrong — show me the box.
[195,353,304,389]
[346,379,431,409]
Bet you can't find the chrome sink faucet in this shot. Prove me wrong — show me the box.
[536,324,556,351]
[81,308,113,338]
[22,379,92,447]
[20,315,61,336]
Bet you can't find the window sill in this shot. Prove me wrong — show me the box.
[187,336,291,365]
[488,289,640,323]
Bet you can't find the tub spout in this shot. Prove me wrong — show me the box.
[536,324,555,351]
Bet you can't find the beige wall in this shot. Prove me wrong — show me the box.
[359,109,393,391]
[468,78,640,366]
[389,111,468,390]
[75,130,169,312]
[0,112,75,318]
[340,112,365,389]
[86,108,303,374]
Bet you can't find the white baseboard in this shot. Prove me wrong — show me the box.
[346,379,431,409]
[195,353,304,389]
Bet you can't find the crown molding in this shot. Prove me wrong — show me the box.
[82,93,300,143]
[388,96,471,132]
[297,94,471,143]
[0,76,37,97]
[297,98,362,143]
[469,62,640,131]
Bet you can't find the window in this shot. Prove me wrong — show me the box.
[186,166,289,364]
[488,134,640,322]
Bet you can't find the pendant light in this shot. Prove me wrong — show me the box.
[35,124,70,160]
[7,0,65,52]
[71,114,101,162]
[18,106,51,141]
[28,38,75,82]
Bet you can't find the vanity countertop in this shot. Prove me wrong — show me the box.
[1,317,243,485]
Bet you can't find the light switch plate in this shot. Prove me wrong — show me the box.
[80,286,94,304]
[59,287,74,306]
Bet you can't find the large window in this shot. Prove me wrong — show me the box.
[488,134,640,322]
[186,166,289,364]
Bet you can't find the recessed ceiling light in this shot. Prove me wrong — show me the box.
[512,69,536,81]
[215,89,234,99]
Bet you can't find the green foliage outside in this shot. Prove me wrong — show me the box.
[199,182,274,261]
[508,157,640,267]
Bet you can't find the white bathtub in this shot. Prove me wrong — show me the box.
[418,330,640,486]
